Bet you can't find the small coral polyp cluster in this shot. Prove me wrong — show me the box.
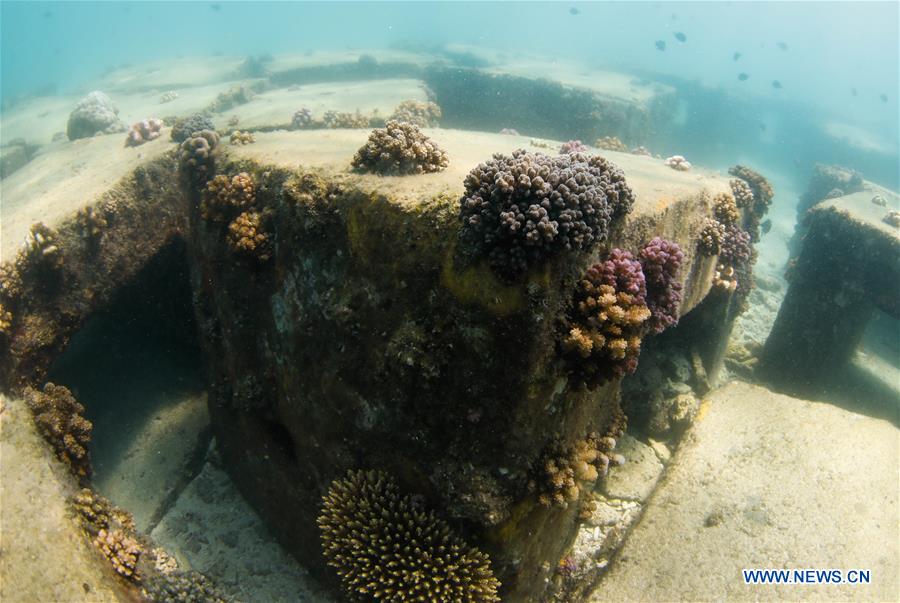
[664,155,691,171]
[533,407,627,508]
[715,225,753,293]
[562,249,651,387]
[124,118,164,147]
[639,237,684,334]
[594,136,628,152]
[559,139,588,154]
[291,108,313,129]
[699,217,726,256]
[729,178,754,209]
[227,210,271,261]
[712,192,741,227]
[171,113,216,143]
[728,164,774,241]
[228,130,256,145]
[458,149,634,278]
[389,99,442,127]
[179,130,220,179]
[323,110,370,129]
[25,383,93,478]
[318,470,501,602]
[201,172,256,221]
[352,120,449,175]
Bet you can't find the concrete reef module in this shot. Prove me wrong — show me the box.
[318,470,501,602]
[351,120,449,176]
[458,149,634,278]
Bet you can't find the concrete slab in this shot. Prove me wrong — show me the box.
[591,381,899,602]
[0,396,126,602]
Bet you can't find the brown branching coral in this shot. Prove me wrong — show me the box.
[229,130,256,145]
[729,165,774,210]
[227,210,271,261]
[561,250,651,388]
[94,529,142,581]
[24,222,63,269]
[71,488,135,535]
[323,110,370,129]
[0,303,12,336]
[0,262,23,301]
[531,408,627,508]
[179,130,219,179]
[389,99,442,127]
[25,383,92,477]
[318,469,501,602]
[208,85,255,113]
[699,218,725,256]
[200,172,256,221]
[712,192,740,227]
[352,120,449,175]
[76,205,108,240]
[730,178,754,209]
[142,570,229,603]
[594,136,628,152]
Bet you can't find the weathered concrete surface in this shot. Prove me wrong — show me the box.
[590,381,899,602]
[0,395,126,602]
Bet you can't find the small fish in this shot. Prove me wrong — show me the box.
[777,42,788,51]
[760,219,772,235]
[42,10,52,18]
[772,80,783,89]
[733,52,742,61]
[569,7,580,16]
[655,40,667,51]
[759,123,767,132]
[210,2,221,10]
[738,73,749,81]
[880,94,888,103]
[851,87,858,97]
[674,32,687,43]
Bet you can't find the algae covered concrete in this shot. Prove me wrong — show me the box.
[591,381,899,602]
[760,184,900,391]
[189,128,735,600]
[0,395,127,602]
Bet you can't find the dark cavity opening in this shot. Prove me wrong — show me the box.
[47,237,210,529]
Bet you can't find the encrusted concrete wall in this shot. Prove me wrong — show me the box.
[761,191,900,391]
[186,130,730,601]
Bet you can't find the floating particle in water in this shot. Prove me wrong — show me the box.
[210,2,221,10]
[880,94,888,103]
[772,80,783,89]
[569,7,580,15]
[674,32,687,43]
[42,10,52,18]
[738,73,749,81]
[777,41,789,51]
[733,52,742,61]
[655,40,667,51]
[760,219,772,235]
[759,123,767,132]
[851,87,858,97]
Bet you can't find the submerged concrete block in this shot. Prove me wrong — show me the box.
[187,130,730,600]
[761,187,900,391]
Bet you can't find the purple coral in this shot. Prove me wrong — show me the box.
[639,237,684,334]
[720,225,751,266]
[596,248,647,302]
[459,149,634,278]
[559,140,588,154]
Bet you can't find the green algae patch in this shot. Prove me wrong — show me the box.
[440,250,525,317]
